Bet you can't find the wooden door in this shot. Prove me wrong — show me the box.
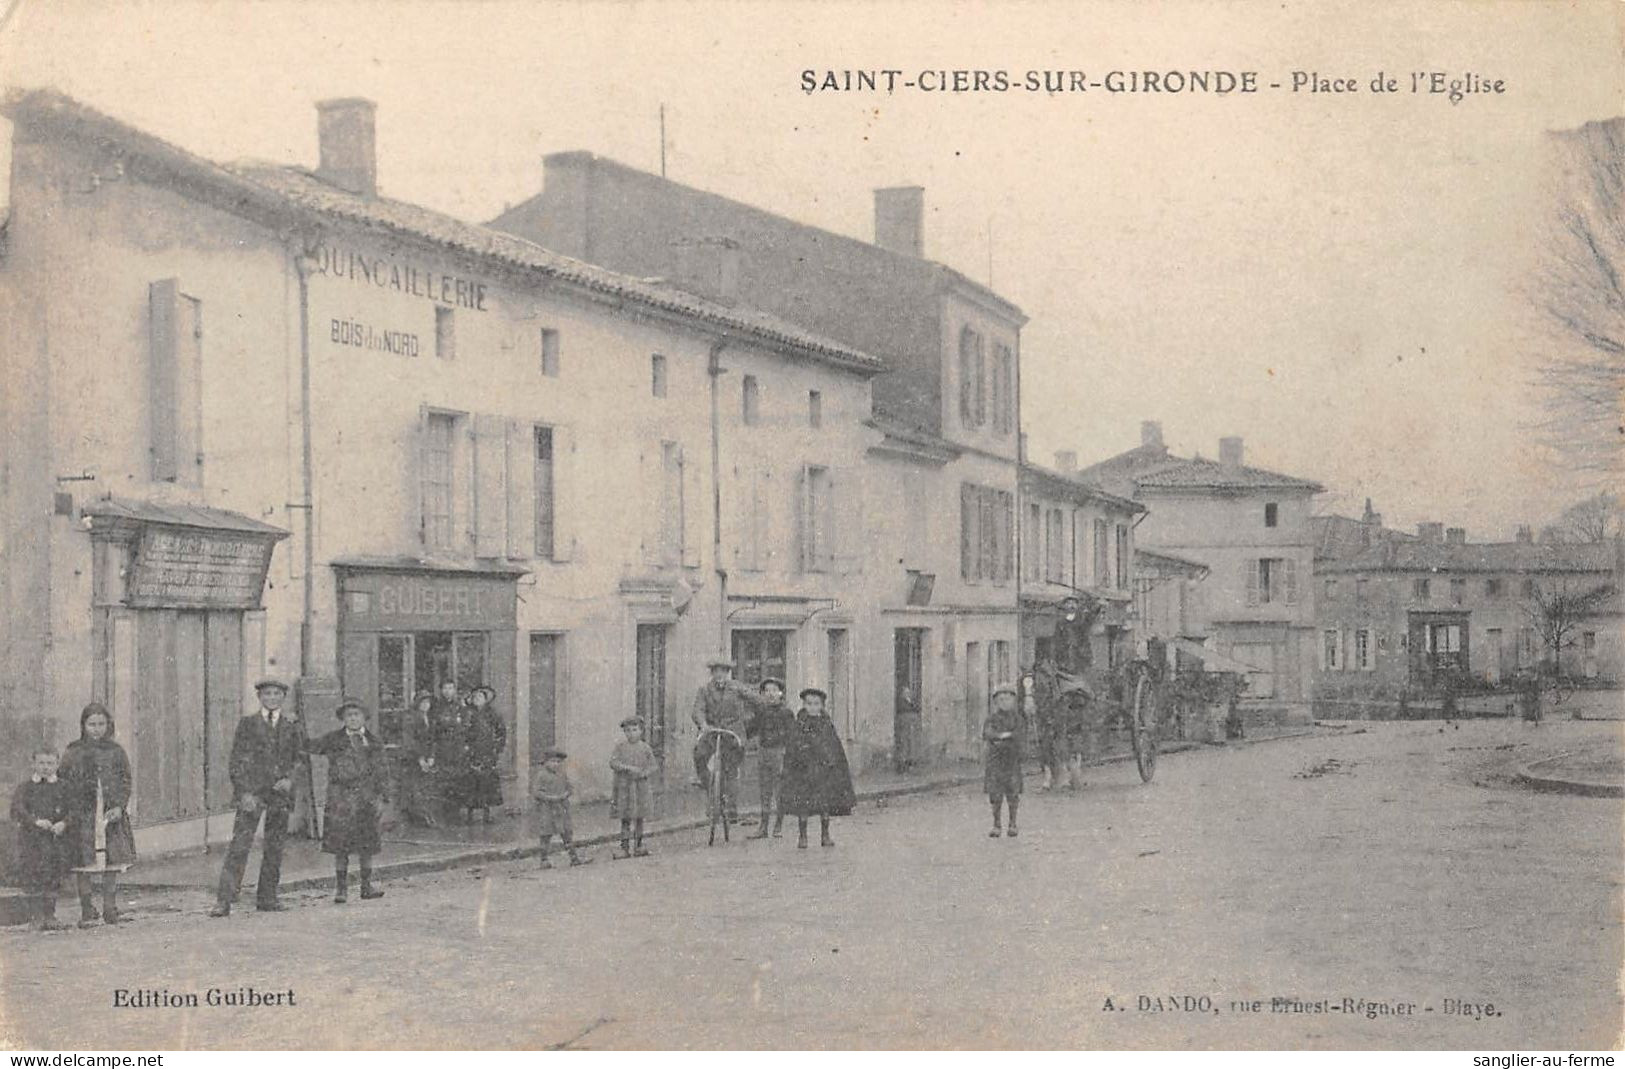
[529,633,560,764]
[131,610,215,825]
[827,629,852,739]
[204,612,244,812]
[636,624,669,758]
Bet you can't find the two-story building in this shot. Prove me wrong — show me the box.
[1315,519,1622,704]
[489,157,1028,768]
[1078,422,1324,725]
[0,88,883,862]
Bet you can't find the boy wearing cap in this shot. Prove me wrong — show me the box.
[533,750,590,869]
[745,678,795,839]
[690,656,752,820]
[211,678,306,916]
[983,683,1025,838]
[609,717,656,859]
[307,700,389,903]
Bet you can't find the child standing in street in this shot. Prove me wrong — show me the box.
[307,699,390,904]
[609,717,656,859]
[10,750,71,930]
[533,749,591,869]
[60,703,137,927]
[983,683,1025,838]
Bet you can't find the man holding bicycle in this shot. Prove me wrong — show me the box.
[691,656,753,821]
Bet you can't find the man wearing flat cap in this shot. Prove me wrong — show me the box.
[210,678,306,916]
[690,656,755,822]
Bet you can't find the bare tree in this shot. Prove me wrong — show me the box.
[1521,576,1617,676]
[1529,118,1625,477]
[1545,491,1624,543]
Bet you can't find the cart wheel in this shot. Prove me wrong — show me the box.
[1130,669,1159,783]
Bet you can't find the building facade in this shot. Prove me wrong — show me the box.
[1078,422,1324,724]
[490,154,1029,768]
[0,89,883,863]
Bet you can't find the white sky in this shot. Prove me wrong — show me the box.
[3,0,1621,538]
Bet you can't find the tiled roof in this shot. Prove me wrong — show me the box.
[83,497,287,536]
[3,88,885,377]
[1310,514,1416,559]
[866,410,962,463]
[1134,458,1324,492]
[1020,463,1146,513]
[1318,539,1619,575]
[1135,546,1211,574]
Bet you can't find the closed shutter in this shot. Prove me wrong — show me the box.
[1284,558,1299,605]
[795,465,811,573]
[505,421,536,559]
[960,484,976,580]
[639,445,655,565]
[680,442,701,568]
[416,405,431,547]
[473,413,507,558]
[822,468,840,572]
[552,424,575,562]
[149,279,180,481]
[1246,560,1260,607]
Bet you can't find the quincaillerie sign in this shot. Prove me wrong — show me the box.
[126,526,278,610]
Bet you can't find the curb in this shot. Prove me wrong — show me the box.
[1513,754,1624,799]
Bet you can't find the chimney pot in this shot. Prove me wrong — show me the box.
[874,186,924,257]
[1140,420,1164,449]
[667,236,741,303]
[1218,436,1244,468]
[1054,450,1077,474]
[315,98,377,197]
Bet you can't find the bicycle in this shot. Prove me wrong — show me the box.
[699,726,744,845]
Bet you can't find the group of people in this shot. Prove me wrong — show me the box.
[398,680,508,827]
[688,657,856,849]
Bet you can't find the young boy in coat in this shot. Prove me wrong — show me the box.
[11,750,71,930]
[609,717,656,859]
[307,700,389,904]
[533,750,591,869]
[983,684,1025,838]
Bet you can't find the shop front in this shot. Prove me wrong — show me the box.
[334,561,522,779]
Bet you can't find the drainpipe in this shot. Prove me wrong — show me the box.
[708,340,728,649]
[292,242,318,685]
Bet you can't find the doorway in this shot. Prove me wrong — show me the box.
[529,633,562,764]
[732,629,789,687]
[828,629,852,739]
[636,624,669,758]
[893,628,925,770]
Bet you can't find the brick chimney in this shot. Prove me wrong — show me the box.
[668,236,741,304]
[874,186,924,257]
[315,98,377,197]
[1218,436,1244,468]
[1417,522,1445,543]
[1054,450,1077,474]
[1515,525,1534,544]
[1141,421,1164,449]
[1445,527,1467,545]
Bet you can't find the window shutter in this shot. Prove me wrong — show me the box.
[416,404,431,547]
[960,484,976,580]
[1284,558,1299,605]
[473,414,507,558]
[505,421,536,559]
[638,445,655,565]
[1246,560,1260,607]
[823,468,841,573]
[149,279,180,481]
[794,465,809,573]
[680,443,702,568]
[553,424,576,562]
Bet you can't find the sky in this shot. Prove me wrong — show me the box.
[3,0,1621,539]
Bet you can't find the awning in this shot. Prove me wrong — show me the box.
[1172,637,1263,674]
[83,497,287,538]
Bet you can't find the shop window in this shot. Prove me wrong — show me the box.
[732,630,789,687]
[539,328,560,377]
[376,635,411,743]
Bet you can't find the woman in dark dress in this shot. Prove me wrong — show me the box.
[781,688,856,849]
[429,681,470,822]
[307,699,390,903]
[462,685,506,824]
[59,702,137,926]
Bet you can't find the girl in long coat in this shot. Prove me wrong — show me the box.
[60,702,137,926]
[462,685,507,822]
[308,700,390,903]
[781,688,856,849]
[983,684,1025,838]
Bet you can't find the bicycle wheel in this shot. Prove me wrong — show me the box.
[1130,669,1159,783]
[707,753,723,846]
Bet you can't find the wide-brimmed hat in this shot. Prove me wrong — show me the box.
[704,656,736,670]
[799,687,827,702]
[254,677,290,694]
[619,715,644,729]
[991,683,1018,699]
[758,677,786,692]
[334,698,366,719]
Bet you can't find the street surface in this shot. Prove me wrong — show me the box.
[1,719,1619,1049]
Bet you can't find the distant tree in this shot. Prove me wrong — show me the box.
[1521,576,1617,676]
[1545,491,1624,543]
[1528,118,1625,477]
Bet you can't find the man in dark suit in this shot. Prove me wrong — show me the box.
[209,678,306,916]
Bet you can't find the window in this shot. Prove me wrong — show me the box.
[1325,579,1339,601]
[651,354,668,397]
[958,326,985,428]
[1414,578,1431,601]
[659,441,685,565]
[375,635,410,744]
[1485,578,1503,599]
[422,413,457,549]
[539,328,560,377]
[1115,524,1129,589]
[435,306,455,361]
[148,280,203,484]
[1521,578,1537,598]
[732,630,789,687]
[808,390,822,428]
[1250,557,1298,605]
[1355,629,1374,670]
[1264,502,1278,528]
[1094,519,1109,586]
[1517,627,1537,667]
[534,426,555,559]
[1450,577,1466,605]
[1356,578,1369,602]
[991,344,1014,435]
[742,375,760,426]
[1322,629,1342,670]
[959,483,1013,582]
[801,465,833,572]
[1024,503,1042,582]
[988,640,1012,709]
[1045,508,1065,582]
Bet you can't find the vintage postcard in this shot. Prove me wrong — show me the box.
[0,0,1621,1053]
